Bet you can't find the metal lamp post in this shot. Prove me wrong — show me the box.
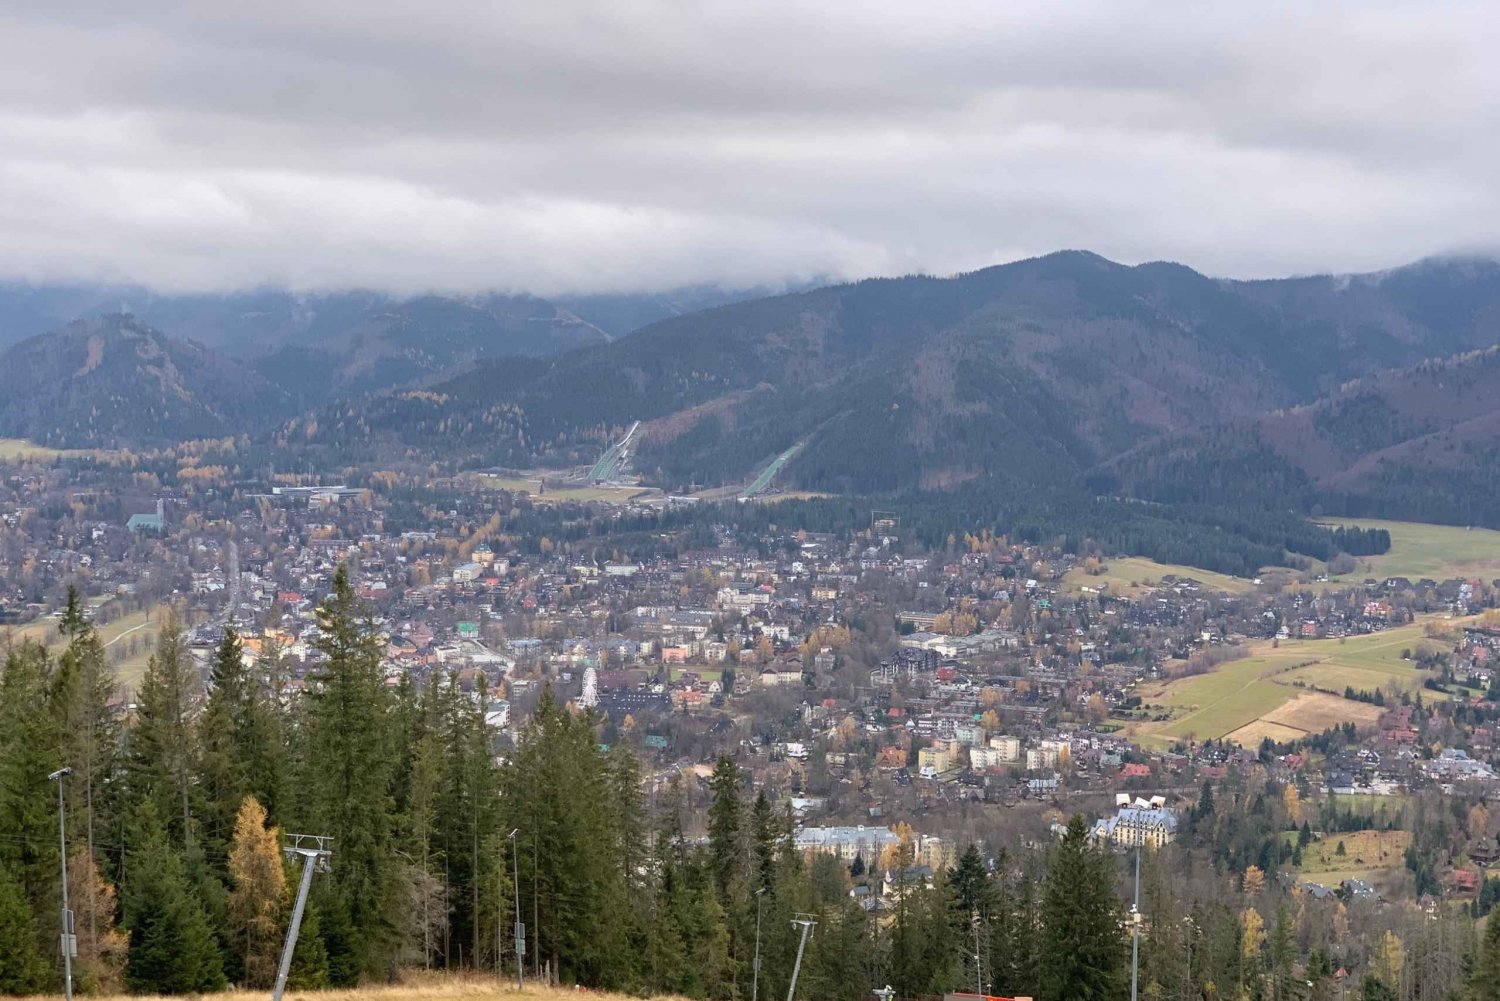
[1130,846,1142,1001]
[510,829,525,990]
[48,768,75,1001]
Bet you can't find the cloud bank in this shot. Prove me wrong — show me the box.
[0,1,1496,294]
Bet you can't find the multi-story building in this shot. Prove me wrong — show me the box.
[1090,798,1179,849]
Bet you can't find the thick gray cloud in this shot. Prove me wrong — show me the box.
[0,1,1495,294]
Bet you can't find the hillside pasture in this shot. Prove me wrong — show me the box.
[1317,518,1500,583]
[1062,557,1256,598]
[1133,617,1458,748]
[1297,829,1412,885]
[2,602,165,693]
[0,437,62,460]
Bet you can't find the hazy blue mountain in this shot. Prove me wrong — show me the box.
[0,314,293,446]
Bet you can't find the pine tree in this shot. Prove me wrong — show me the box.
[121,803,226,994]
[228,796,286,989]
[298,565,400,980]
[1039,815,1125,1001]
[0,862,49,995]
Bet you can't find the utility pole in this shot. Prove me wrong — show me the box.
[752,888,765,1001]
[1130,846,1142,1001]
[49,768,75,1001]
[509,829,524,990]
[271,834,332,1001]
[787,916,816,1001]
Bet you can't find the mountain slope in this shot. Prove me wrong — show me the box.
[0,315,293,446]
[290,252,1500,496]
[1110,345,1500,526]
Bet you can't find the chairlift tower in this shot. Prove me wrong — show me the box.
[786,915,817,1001]
[271,834,333,1001]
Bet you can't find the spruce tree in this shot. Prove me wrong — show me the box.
[128,608,200,850]
[121,803,226,994]
[707,755,742,903]
[1473,912,1500,1001]
[0,642,62,944]
[1039,815,1125,1001]
[199,628,285,856]
[751,789,778,894]
[52,605,120,870]
[0,862,49,995]
[298,564,400,980]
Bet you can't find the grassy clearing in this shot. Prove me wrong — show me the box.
[1329,792,1412,817]
[1317,518,1500,583]
[1297,829,1411,884]
[21,972,664,1001]
[1062,557,1256,597]
[0,438,95,462]
[1132,618,1460,747]
[478,475,654,505]
[669,667,724,683]
[0,438,64,461]
[2,603,165,694]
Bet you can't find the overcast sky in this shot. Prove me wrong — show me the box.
[0,1,1496,295]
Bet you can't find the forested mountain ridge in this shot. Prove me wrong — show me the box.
[290,252,1500,495]
[0,281,827,412]
[1108,344,1500,526]
[0,315,293,447]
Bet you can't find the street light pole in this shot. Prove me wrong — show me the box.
[1182,916,1195,1001]
[752,888,765,1001]
[509,829,524,990]
[1130,846,1142,1001]
[49,768,74,1001]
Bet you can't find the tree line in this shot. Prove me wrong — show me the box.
[12,569,1500,1001]
[0,571,1140,1000]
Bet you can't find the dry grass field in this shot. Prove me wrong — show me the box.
[1297,829,1412,886]
[19,972,667,1001]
